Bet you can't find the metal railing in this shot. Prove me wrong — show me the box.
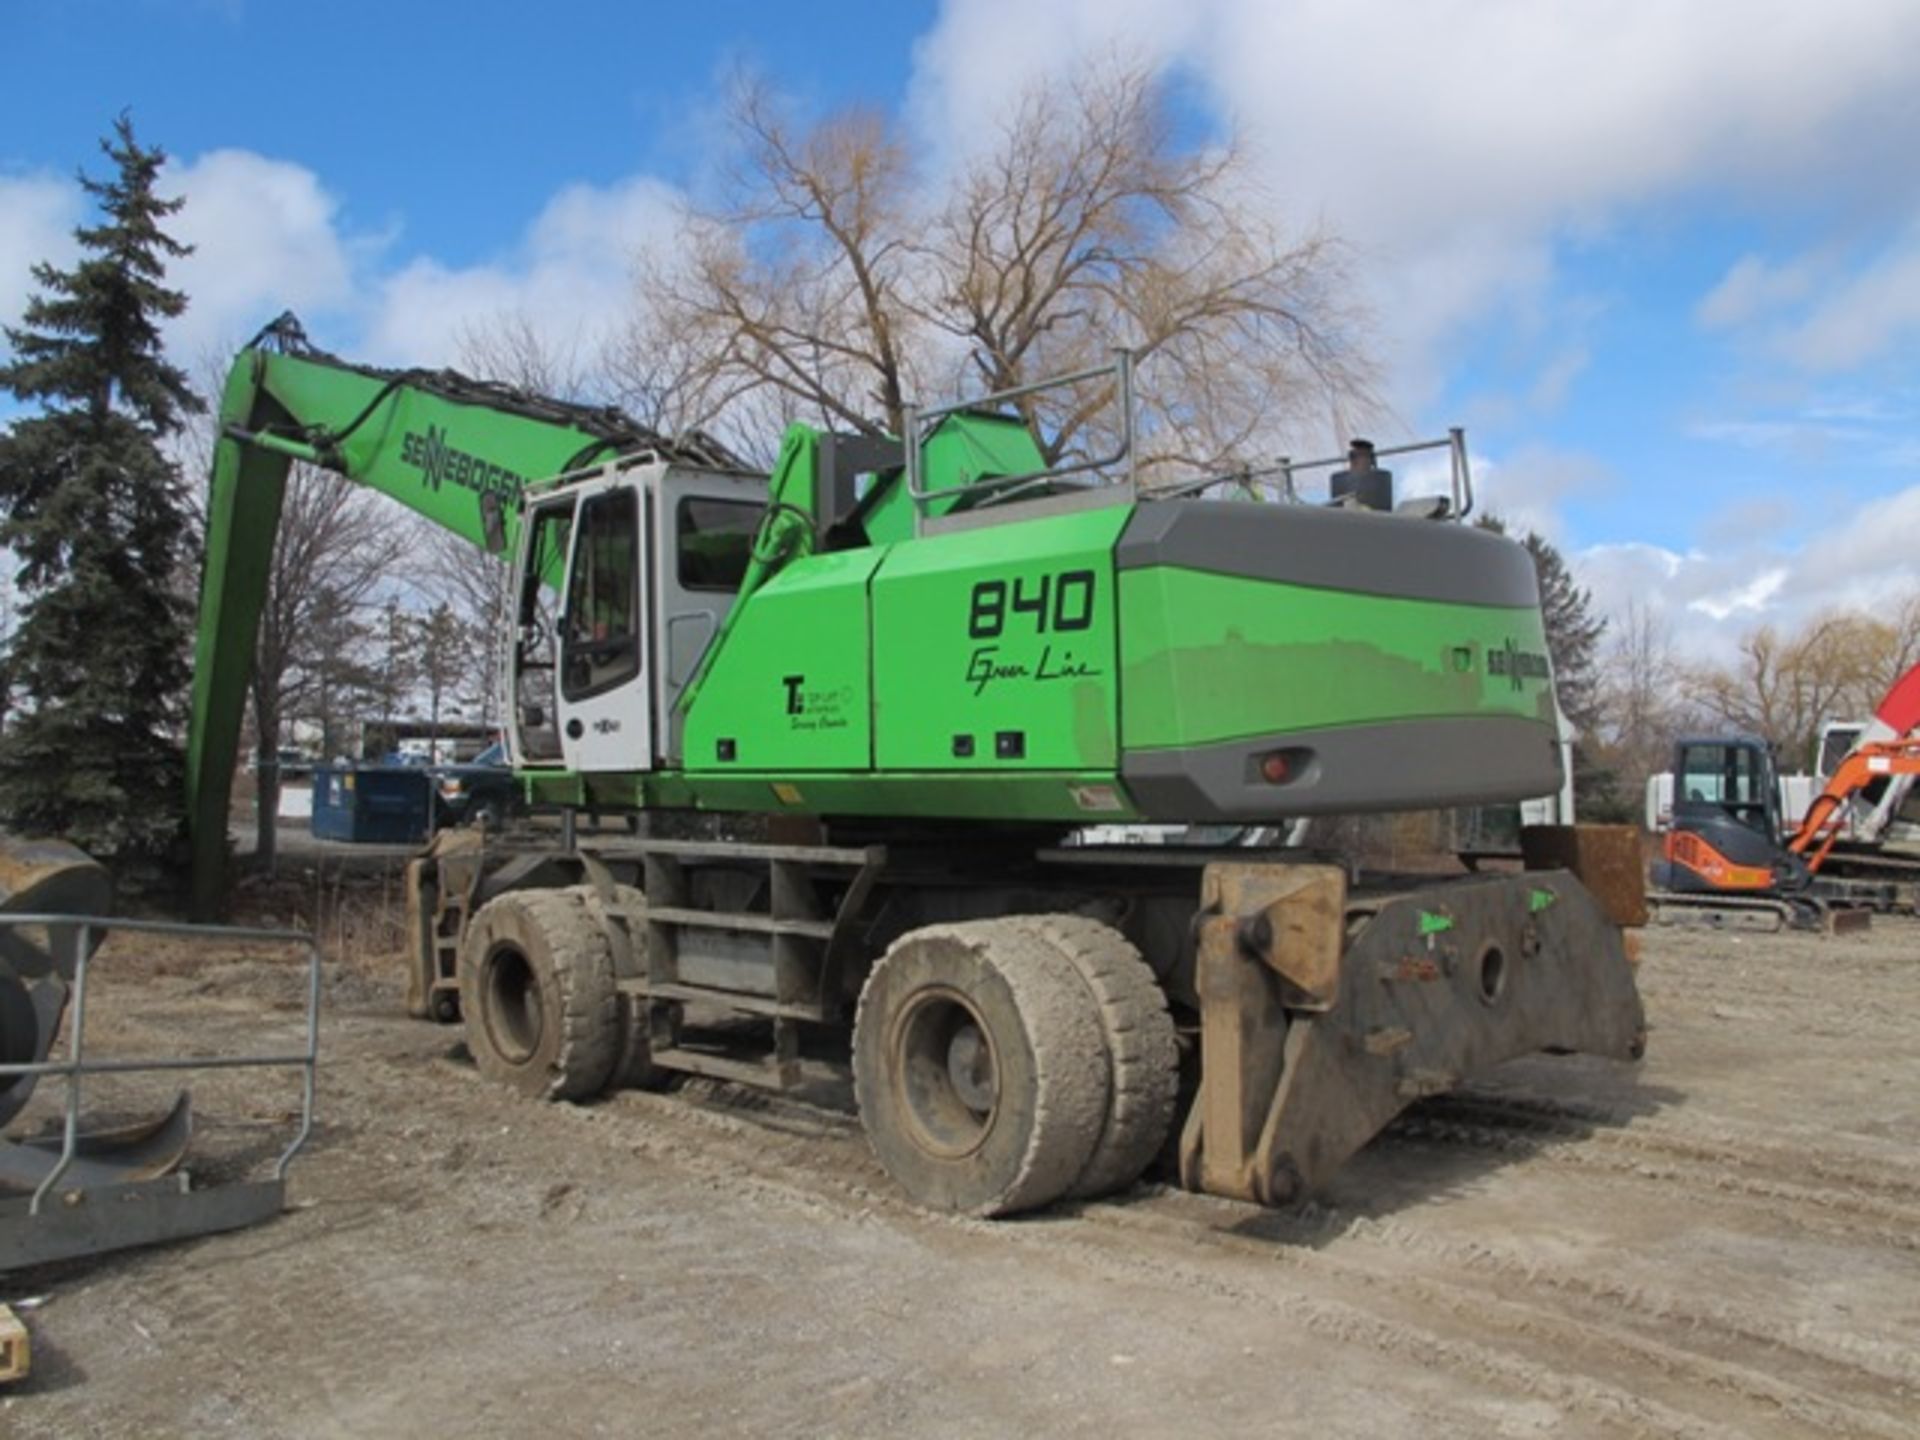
[0,915,320,1216]
[1281,430,1474,518]
[1148,429,1475,519]
[903,350,1136,530]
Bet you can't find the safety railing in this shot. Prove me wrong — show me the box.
[0,915,320,1217]
[1154,429,1474,519]
[903,350,1136,530]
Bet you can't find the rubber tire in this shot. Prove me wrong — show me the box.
[566,883,678,1094]
[459,889,619,1101]
[853,919,1111,1217]
[1006,915,1180,1199]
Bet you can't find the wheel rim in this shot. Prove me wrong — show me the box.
[891,985,1000,1158]
[482,943,544,1064]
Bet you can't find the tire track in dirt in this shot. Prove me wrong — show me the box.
[403,1060,1905,1440]
[1339,1214,1920,1398]
[57,956,1920,1440]
[1420,1092,1920,1201]
[1079,1195,1918,1440]
[1392,1100,1920,1250]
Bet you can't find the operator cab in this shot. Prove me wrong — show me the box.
[506,459,766,774]
[1672,737,1781,842]
[1657,736,1799,895]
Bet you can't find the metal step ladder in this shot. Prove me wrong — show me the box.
[594,838,883,1091]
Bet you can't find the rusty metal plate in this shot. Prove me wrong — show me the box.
[1521,824,1649,928]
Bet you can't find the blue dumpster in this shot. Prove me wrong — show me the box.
[310,765,432,844]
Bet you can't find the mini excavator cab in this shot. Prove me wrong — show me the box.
[1659,737,1800,895]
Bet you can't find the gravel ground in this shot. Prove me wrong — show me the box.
[3,912,1917,1438]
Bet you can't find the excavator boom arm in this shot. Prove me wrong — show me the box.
[1788,737,1920,870]
[186,316,736,915]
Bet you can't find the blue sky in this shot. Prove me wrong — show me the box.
[4,0,1918,651]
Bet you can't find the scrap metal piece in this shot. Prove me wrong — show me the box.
[0,972,69,1130]
[0,837,110,1132]
[0,837,321,1270]
[0,1094,194,1191]
[0,837,110,982]
[0,1176,287,1273]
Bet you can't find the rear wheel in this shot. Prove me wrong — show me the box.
[852,919,1110,1217]
[459,889,619,1100]
[567,882,678,1094]
[1006,915,1179,1199]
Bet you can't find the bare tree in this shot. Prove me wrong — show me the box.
[639,59,1374,478]
[1687,613,1883,765]
[418,521,511,731]
[410,601,476,756]
[249,466,409,870]
[455,309,602,402]
[1597,599,1685,804]
[920,65,1371,473]
[1843,590,1920,716]
[643,90,919,443]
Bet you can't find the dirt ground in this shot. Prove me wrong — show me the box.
[3,904,1918,1439]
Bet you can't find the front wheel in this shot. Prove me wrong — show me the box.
[459,889,619,1100]
[852,920,1111,1217]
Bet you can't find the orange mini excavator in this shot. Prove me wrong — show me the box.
[1654,664,1920,927]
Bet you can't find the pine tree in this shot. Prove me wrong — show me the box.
[0,114,202,873]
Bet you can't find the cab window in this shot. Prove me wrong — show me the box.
[1678,742,1770,834]
[561,489,641,700]
[677,497,760,592]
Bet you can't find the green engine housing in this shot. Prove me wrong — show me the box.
[552,483,1558,828]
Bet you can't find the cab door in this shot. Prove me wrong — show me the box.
[506,493,576,769]
[555,475,653,772]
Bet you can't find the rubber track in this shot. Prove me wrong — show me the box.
[1006,914,1178,1199]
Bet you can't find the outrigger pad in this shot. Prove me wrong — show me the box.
[1183,865,1646,1206]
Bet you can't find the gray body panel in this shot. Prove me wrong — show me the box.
[1116,498,1538,608]
[1123,715,1563,820]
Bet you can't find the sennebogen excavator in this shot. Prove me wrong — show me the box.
[184,314,1646,1216]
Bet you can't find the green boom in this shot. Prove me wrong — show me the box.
[186,317,734,915]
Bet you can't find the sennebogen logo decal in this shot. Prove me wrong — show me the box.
[1486,637,1552,691]
[400,425,527,499]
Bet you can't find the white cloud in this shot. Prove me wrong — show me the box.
[1695,217,1920,374]
[163,150,362,364]
[1689,567,1789,622]
[912,0,1920,426]
[1685,417,1873,456]
[1576,483,1920,657]
[0,173,82,352]
[5,147,686,389]
[364,175,683,368]
[1696,253,1826,330]
[1775,223,1920,372]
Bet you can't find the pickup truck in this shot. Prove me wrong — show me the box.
[429,742,520,829]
